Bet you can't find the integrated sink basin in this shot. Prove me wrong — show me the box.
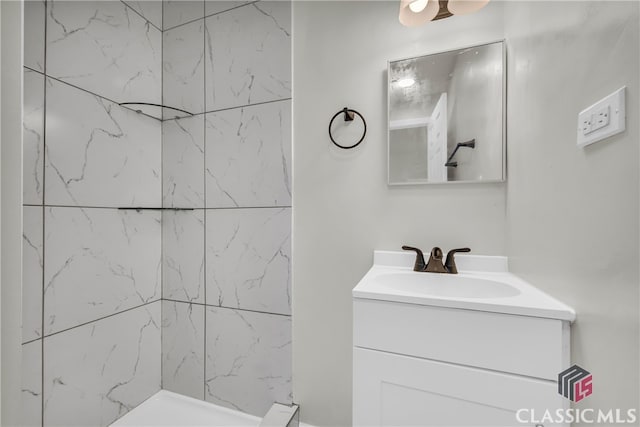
[353,250,576,321]
[370,271,521,299]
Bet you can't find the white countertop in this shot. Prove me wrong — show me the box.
[352,251,576,322]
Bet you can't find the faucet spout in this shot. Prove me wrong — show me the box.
[425,247,448,273]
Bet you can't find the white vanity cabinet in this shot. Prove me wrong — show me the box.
[352,251,575,427]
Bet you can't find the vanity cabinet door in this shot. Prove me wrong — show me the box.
[353,347,568,427]
[354,298,568,381]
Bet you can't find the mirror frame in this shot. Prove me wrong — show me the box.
[387,40,507,186]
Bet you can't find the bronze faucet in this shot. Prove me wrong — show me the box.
[402,246,470,274]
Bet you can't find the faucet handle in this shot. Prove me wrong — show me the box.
[402,245,426,271]
[445,248,471,274]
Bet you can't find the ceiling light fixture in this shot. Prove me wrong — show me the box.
[399,0,490,27]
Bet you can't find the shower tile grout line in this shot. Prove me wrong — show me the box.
[202,0,208,399]
[163,298,292,318]
[159,0,164,390]
[196,98,293,117]
[23,66,119,108]
[22,336,43,347]
[22,66,163,122]
[40,299,162,341]
[41,1,47,423]
[22,66,291,122]
[119,0,162,32]
[162,0,260,33]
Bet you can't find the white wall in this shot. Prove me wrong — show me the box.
[292,2,507,425]
[505,1,639,422]
[293,1,639,426]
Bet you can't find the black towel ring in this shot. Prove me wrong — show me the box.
[328,107,367,150]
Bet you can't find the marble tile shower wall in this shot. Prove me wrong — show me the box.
[22,1,291,425]
[22,1,163,426]
[161,0,292,417]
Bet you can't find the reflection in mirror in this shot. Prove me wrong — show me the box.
[388,41,505,185]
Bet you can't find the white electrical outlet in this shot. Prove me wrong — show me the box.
[577,87,626,148]
[581,116,593,135]
[592,105,610,132]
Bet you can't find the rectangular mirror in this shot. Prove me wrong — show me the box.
[388,41,505,185]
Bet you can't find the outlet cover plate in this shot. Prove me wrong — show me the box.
[577,87,626,148]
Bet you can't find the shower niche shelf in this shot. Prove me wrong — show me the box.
[119,102,195,121]
[117,207,195,211]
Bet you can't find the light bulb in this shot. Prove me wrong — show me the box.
[397,78,415,88]
[409,0,429,13]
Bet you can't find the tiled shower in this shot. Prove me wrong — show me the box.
[21,1,292,425]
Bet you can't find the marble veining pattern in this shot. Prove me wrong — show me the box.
[163,19,205,115]
[163,115,205,208]
[163,0,205,30]
[45,78,161,207]
[23,206,44,343]
[205,2,291,111]
[25,0,46,72]
[47,0,161,105]
[163,210,205,303]
[24,69,45,205]
[44,207,161,335]
[162,301,205,399]
[123,1,163,29]
[43,302,161,426]
[205,100,292,208]
[22,340,42,427]
[205,306,292,416]
[206,208,291,315]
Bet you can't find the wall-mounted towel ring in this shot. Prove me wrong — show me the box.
[328,107,367,149]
